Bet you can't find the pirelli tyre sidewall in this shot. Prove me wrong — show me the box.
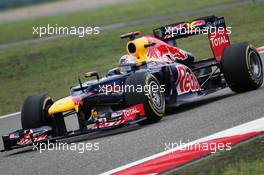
[125,72,165,124]
[221,42,263,93]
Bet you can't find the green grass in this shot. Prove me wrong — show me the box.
[0,0,62,11]
[0,2,264,115]
[168,135,264,175]
[0,0,233,44]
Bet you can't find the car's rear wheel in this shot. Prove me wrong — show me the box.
[21,94,66,136]
[125,72,165,125]
[221,42,263,92]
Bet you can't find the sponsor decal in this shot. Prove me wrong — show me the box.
[91,120,125,129]
[123,104,145,121]
[90,104,145,129]
[111,112,123,118]
[187,20,206,28]
[210,36,229,47]
[123,107,139,118]
[208,27,230,61]
[148,44,187,61]
[175,65,201,95]
[17,132,47,146]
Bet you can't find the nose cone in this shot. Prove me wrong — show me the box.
[48,97,75,115]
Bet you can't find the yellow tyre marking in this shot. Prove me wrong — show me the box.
[145,74,164,118]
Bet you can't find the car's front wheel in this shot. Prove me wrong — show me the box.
[125,72,165,124]
[21,94,67,136]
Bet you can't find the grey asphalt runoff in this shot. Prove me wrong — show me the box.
[0,0,264,49]
[1,83,264,174]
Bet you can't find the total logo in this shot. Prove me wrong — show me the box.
[210,36,229,47]
[123,107,139,119]
[175,65,201,95]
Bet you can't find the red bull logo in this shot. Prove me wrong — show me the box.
[175,65,201,95]
[187,20,206,28]
[145,36,188,61]
[148,45,187,61]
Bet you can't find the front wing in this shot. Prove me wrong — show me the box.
[1,104,146,152]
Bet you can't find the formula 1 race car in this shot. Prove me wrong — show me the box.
[2,16,263,152]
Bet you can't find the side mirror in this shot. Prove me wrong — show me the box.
[114,68,121,74]
[135,61,147,67]
[84,71,100,81]
[106,68,121,76]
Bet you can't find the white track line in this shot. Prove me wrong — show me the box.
[101,117,264,175]
[0,112,21,119]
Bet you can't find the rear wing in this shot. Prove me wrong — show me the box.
[153,16,231,61]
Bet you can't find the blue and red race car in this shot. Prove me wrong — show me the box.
[2,16,263,152]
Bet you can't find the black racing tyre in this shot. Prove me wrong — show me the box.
[21,94,67,136]
[125,72,165,125]
[21,94,53,129]
[221,42,263,93]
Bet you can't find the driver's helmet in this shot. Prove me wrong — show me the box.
[118,54,137,74]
